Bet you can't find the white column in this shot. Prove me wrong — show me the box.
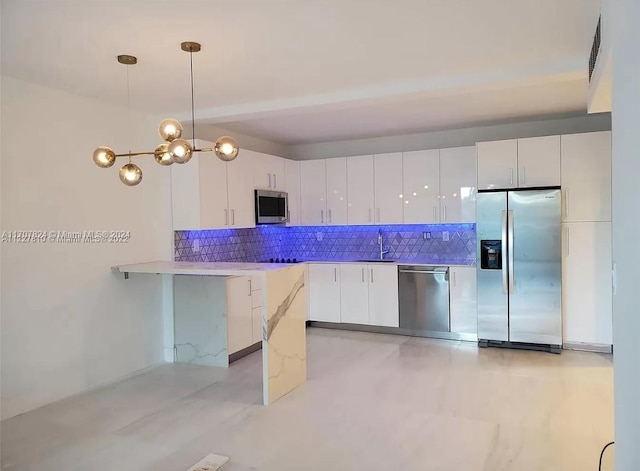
[610,0,640,468]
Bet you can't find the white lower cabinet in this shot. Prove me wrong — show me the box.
[308,264,341,322]
[339,264,370,324]
[227,276,254,354]
[368,264,399,327]
[449,267,477,335]
[562,222,613,347]
[309,263,399,327]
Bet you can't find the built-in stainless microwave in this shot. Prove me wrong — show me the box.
[255,189,288,224]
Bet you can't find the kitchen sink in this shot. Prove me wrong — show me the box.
[355,259,396,263]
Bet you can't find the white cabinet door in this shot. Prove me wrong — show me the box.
[439,146,476,223]
[374,153,404,224]
[561,131,612,222]
[252,307,263,344]
[339,264,370,325]
[227,151,256,228]
[517,136,560,187]
[449,267,477,335]
[402,150,440,224]
[171,140,229,230]
[476,139,518,190]
[368,264,399,327]
[562,222,612,346]
[270,155,286,191]
[284,160,301,226]
[300,160,327,225]
[347,155,375,225]
[227,276,253,354]
[308,264,341,322]
[325,157,348,225]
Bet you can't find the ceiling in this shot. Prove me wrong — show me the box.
[1,0,602,144]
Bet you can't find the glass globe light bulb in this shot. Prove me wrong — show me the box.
[93,146,116,168]
[119,163,143,186]
[158,118,183,142]
[154,143,174,166]
[214,136,239,162]
[168,139,194,164]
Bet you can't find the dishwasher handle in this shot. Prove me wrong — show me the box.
[399,268,448,275]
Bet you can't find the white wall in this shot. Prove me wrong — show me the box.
[0,77,172,419]
[288,113,611,160]
[610,0,640,467]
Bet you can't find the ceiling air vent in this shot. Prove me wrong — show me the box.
[589,15,601,83]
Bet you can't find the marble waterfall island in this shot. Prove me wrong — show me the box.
[112,261,307,405]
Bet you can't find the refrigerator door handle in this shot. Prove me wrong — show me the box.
[501,210,508,294]
[508,209,515,294]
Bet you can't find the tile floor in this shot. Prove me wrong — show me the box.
[1,328,615,471]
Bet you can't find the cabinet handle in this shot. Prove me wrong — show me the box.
[370,268,374,283]
[565,227,570,256]
[510,168,514,186]
[522,167,526,185]
[268,173,272,188]
[248,279,252,296]
[328,209,332,223]
[224,209,228,226]
[231,209,235,225]
[564,189,569,218]
[361,268,365,282]
[377,207,381,222]
[453,271,457,287]
[274,174,277,188]
[334,267,337,282]
[443,205,447,222]
[369,208,372,223]
[433,206,436,221]
[321,210,324,224]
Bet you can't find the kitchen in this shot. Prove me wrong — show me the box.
[1,1,637,470]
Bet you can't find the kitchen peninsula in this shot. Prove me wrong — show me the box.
[113,261,307,405]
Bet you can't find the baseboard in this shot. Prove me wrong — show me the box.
[229,341,262,363]
[563,341,612,354]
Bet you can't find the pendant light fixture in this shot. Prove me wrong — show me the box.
[92,42,240,186]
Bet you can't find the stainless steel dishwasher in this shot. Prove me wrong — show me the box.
[398,265,450,334]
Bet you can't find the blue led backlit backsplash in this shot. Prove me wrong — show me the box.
[175,224,476,265]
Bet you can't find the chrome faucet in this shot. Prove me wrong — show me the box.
[377,229,389,260]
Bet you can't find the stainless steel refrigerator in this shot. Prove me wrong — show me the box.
[476,188,562,351]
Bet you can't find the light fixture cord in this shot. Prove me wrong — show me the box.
[189,50,196,149]
[126,63,132,156]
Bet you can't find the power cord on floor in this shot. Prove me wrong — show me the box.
[599,441,614,471]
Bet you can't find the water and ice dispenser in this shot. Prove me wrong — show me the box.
[480,240,502,270]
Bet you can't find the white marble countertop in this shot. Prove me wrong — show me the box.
[113,261,298,276]
[303,259,475,267]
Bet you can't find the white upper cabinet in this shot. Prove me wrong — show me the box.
[308,263,341,322]
[517,136,561,187]
[325,157,348,225]
[561,131,612,223]
[284,160,301,226]
[300,160,327,225]
[171,139,229,230]
[402,149,440,224]
[347,155,375,225]
[476,139,518,190]
[562,221,612,346]
[339,264,370,325]
[252,151,285,191]
[368,264,399,327]
[226,150,256,228]
[439,146,477,223]
[374,153,404,224]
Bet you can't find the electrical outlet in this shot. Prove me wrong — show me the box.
[423,231,431,240]
[442,231,450,242]
[192,239,200,253]
[316,232,323,241]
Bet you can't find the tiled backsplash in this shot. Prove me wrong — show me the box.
[175,224,476,265]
